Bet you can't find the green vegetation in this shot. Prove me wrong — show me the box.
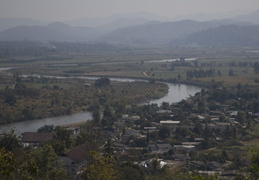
[0,74,168,124]
[0,42,259,179]
[1,42,258,90]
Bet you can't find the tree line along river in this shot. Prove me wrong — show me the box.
[0,76,201,134]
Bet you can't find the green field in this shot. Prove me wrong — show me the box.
[1,43,259,88]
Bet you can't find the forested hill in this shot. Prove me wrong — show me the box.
[171,25,259,47]
[100,20,250,44]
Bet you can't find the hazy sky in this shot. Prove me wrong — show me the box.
[1,0,259,21]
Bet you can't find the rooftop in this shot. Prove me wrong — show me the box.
[22,132,54,143]
[160,120,180,124]
[64,143,90,164]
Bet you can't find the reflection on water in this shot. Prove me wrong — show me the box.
[148,83,201,106]
[0,112,92,134]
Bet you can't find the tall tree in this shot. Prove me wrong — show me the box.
[55,126,71,148]
[92,108,101,125]
[158,126,171,139]
[86,151,116,180]
[31,144,67,179]
[101,105,115,127]
[0,130,21,152]
[116,162,145,180]
[249,153,259,179]
[0,148,38,180]
[95,77,110,87]
[103,139,115,158]
[254,62,259,74]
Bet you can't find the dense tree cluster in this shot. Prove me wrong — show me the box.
[94,77,111,87]
[0,41,116,59]
[186,68,216,79]
[0,76,167,125]
[254,62,259,75]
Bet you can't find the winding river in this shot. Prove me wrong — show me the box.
[0,77,201,134]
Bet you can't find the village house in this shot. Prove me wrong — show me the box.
[174,145,196,152]
[210,116,220,121]
[66,126,80,135]
[194,137,204,142]
[127,115,141,121]
[163,160,187,168]
[156,143,173,153]
[139,158,168,169]
[114,119,128,130]
[172,154,190,161]
[148,142,173,154]
[188,161,204,170]
[22,132,55,147]
[228,110,238,116]
[114,142,125,152]
[121,128,142,143]
[160,120,180,132]
[198,170,220,176]
[209,111,225,116]
[220,104,230,111]
[148,142,157,152]
[207,122,231,131]
[206,161,222,171]
[160,120,180,126]
[60,143,89,175]
[182,141,201,149]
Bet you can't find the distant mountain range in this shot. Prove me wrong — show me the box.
[171,25,259,47]
[0,22,101,42]
[0,18,45,32]
[0,19,250,43]
[100,19,253,44]
[171,10,253,22]
[65,11,171,27]
[96,18,149,33]
[0,10,259,47]
[233,10,259,25]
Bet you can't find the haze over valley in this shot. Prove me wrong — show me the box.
[0,9,259,47]
[1,1,259,179]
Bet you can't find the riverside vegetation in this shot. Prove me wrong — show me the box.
[0,75,168,124]
[0,42,259,179]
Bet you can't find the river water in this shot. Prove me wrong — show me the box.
[0,77,200,134]
[146,58,197,63]
[148,83,200,105]
[0,112,93,135]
